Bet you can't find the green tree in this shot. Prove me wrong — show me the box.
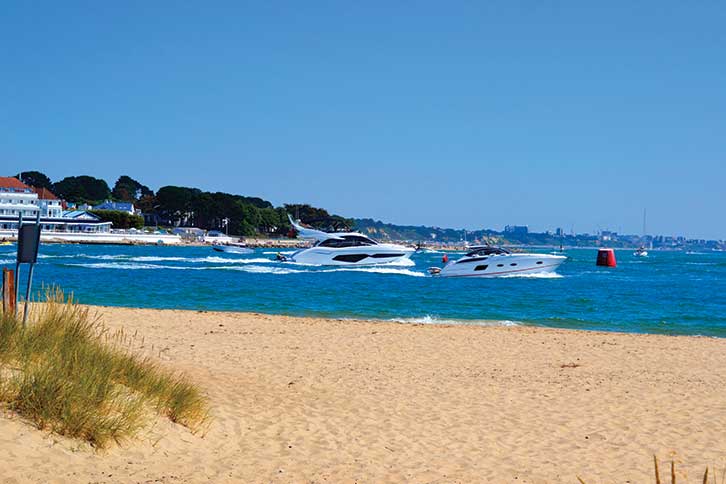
[258,207,282,233]
[112,175,153,202]
[155,186,199,224]
[16,171,53,189]
[135,194,156,214]
[53,176,111,204]
[89,210,144,229]
[284,204,353,231]
[236,220,256,236]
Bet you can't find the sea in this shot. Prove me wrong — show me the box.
[1,244,725,337]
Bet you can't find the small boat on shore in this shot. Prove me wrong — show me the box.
[212,243,253,255]
[428,246,566,277]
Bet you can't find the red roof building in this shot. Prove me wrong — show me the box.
[0,176,32,191]
[31,187,60,200]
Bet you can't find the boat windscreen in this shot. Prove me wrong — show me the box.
[466,247,510,256]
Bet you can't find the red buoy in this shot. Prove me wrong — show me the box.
[442,254,449,263]
[596,248,617,267]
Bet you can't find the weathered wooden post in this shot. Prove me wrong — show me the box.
[2,268,15,315]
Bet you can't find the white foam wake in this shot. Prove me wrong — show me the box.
[379,257,416,267]
[218,265,305,274]
[386,315,521,326]
[498,272,564,279]
[321,267,426,277]
[131,256,273,264]
[66,262,173,270]
[50,254,274,264]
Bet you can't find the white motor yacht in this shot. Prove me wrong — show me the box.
[429,246,566,277]
[280,215,414,266]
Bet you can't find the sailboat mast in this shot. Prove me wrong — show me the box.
[643,208,647,237]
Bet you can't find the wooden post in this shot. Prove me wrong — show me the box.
[2,268,15,316]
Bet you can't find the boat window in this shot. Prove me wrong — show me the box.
[456,257,487,264]
[536,261,543,265]
[319,235,376,248]
[510,263,517,266]
[343,235,376,246]
[318,238,345,248]
[333,254,368,263]
[474,265,488,271]
[497,264,504,267]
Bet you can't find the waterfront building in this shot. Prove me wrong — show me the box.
[0,177,111,233]
[0,176,40,219]
[93,200,138,215]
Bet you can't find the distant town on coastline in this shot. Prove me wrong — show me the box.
[2,170,724,250]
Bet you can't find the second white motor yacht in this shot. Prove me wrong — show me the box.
[280,215,415,266]
[429,246,566,277]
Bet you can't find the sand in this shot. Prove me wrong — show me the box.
[1,307,725,483]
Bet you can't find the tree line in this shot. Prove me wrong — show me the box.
[15,171,351,236]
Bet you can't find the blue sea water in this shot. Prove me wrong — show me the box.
[1,244,725,337]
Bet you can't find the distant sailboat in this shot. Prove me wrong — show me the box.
[634,209,649,257]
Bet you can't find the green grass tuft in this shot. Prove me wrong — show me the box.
[0,287,209,448]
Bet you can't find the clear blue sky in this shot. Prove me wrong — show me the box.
[2,1,724,239]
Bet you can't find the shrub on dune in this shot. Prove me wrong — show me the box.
[0,287,208,448]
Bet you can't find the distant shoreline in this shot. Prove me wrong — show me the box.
[0,234,686,251]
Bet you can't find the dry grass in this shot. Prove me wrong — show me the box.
[578,456,726,484]
[0,287,208,448]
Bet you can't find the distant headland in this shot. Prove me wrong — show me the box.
[4,170,724,251]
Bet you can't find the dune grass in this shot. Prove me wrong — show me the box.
[0,288,208,448]
[577,456,726,484]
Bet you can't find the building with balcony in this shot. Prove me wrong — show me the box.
[0,177,111,233]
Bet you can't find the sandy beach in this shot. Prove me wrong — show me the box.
[1,307,725,483]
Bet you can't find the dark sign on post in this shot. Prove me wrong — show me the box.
[14,211,42,324]
[17,223,41,263]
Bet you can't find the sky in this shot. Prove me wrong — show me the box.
[1,1,725,239]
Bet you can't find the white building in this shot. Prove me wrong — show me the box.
[0,177,111,233]
[0,176,40,220]
[33,187,63,218]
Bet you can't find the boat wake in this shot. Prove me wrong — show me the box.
[321,267,425,277]
[218,265,306,275]
[64,262,174,270]
[46,253,270,264]
[498,272,564,279]
[61,261,425,277]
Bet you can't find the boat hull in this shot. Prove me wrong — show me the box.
[438,253,566,277]
[212,245,253,255]
[287,244,415,266]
